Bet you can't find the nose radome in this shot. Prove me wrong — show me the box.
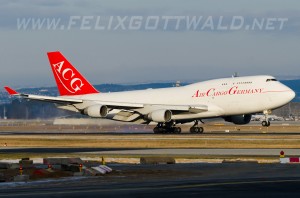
[287,89,296,101]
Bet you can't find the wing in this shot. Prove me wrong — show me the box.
[4,86,208,123]
[4,86,207,111]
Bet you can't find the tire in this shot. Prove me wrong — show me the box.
[190,127,195,133]
[158,127,165,134]
[262,121,267,127]
[194,127,200,133]
[199,127,204,133]
[174,127,181,134]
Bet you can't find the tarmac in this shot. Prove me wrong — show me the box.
[1,124,300,196]
[1,147,300,158]
[1,163,300,197]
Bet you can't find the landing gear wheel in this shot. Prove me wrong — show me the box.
[174,127,181,134]
[190,127,204,134]
[262,121,270,127]
[198,127,204,133]
[189,120,205,134]
[190,127,195,133]
[153,122,181,134]
[262,110,271,127]
[153,126,166,134]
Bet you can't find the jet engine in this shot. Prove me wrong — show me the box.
[147,109,172,122]
[83,105,108,118]
[224,114,252,125]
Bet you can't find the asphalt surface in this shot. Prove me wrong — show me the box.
[1,127,300,196]
[1,147,300,157]
[1,130,300,135]
[1,163,300,197]
[84,148,300,157]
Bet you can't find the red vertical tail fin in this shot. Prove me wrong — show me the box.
[47,51,99,96]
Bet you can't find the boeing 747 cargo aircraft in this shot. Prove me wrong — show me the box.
[5,52,295,134]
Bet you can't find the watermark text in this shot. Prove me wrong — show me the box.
[17,15,288,31]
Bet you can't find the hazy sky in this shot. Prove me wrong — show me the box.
[0,0,300,88]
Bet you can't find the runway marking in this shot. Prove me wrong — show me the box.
[1,178,300,197]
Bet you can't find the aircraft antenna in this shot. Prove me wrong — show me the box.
[232,72,239,78]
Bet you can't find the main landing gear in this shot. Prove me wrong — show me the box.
[153,122,181,134]
[153,120,205,134]
[190,120,204,134]
[261,110,271,127]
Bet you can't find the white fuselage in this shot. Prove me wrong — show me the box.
[69,75,295,121]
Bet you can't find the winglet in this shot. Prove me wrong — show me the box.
[4,86,19,95]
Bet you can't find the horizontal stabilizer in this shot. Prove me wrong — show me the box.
[4,86,82,104]
[4,86,19,95]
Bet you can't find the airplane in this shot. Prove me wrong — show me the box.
[4,51,296,134]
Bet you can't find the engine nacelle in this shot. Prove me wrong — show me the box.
[224,114,252,125]
[83,105,108,118]
[147,109,172,123]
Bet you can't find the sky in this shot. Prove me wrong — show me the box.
[0,0,300,88]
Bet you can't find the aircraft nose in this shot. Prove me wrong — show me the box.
[287,89,296,101]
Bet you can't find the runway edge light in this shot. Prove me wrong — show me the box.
[102,156,106,165]
[280,151,285,158]
[19,165,23,175]
[79,164,82,172]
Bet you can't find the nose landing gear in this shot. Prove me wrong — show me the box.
[262,120,271,127]
[262,110,271,127]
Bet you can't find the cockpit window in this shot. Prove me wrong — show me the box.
[266,79,277,82]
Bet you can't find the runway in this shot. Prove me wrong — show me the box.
[1,147,299,158]
[1,163,300,197]
[1,131,300,135]
[1,120,300,135]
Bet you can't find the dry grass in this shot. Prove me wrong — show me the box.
[1,134,300,149]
